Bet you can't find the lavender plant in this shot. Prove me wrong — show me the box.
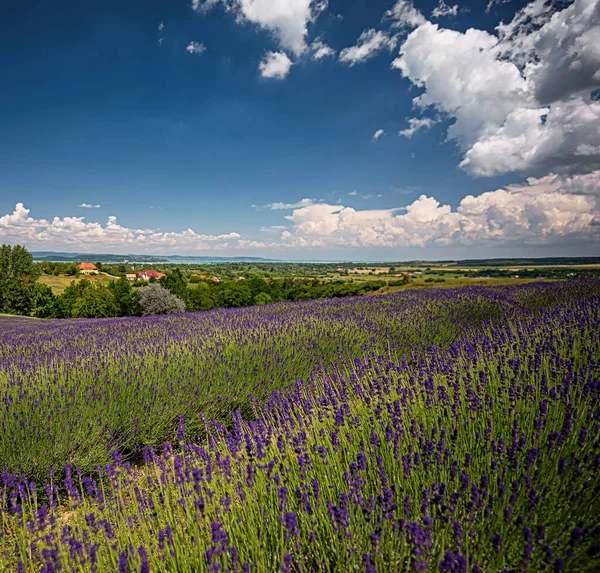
[0,281,599,571]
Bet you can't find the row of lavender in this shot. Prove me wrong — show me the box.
[1,282,599,571]
[1,282,579,484]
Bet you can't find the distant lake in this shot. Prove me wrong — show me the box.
[34,257,347,264]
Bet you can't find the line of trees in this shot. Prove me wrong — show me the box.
[0,244,182,318]
[0,244,410,319]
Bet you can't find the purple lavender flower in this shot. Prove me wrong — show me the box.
[439,551,467,572]
[492,533,502,553]
[138,546,149,573]
[363,553,376,573]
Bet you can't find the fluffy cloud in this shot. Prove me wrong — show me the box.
[193,0,327,56]
[399,117,437,138]
[3,173,598,253]
[499,0,600,105]
[79,203,101,209]
[372,129,385,141]
[276,173,600,248]
[392,0,600,178]
[0,204,244,254]
[339,29,398,66]
[310,39,335,60]
[431,1,458,19]
[186,41,206,55]
[259,51,293,79]
[385,0,427,29]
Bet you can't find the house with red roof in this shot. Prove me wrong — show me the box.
[78,262,98,276]
[137,270,165,281]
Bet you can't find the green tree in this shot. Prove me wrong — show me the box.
[1,278,34,315]
[188,282,215,311]
[109,276,135,316]
[57,279,93,317]
[52,295,72,318]
[160,269,190,308]
[72,284,118,318]
[0,244,40,315]
[216,282,252,308]
[248,277,268,298]
[254,292,272,305]
[64,262,79,276]
[32,283,56,318]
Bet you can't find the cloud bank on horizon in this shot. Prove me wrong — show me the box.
[2,0,599,256]
[2,172,598,254]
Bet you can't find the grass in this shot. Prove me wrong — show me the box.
[38,273,117,294]
[370,277,544,294]
[0,313,40,318]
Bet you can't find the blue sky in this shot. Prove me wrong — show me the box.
[0,0,598,260]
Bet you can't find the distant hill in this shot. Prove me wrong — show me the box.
[31,251,279,263]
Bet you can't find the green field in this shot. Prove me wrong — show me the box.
[38,273,117,294]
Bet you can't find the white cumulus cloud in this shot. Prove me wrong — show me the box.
[276,173,600,249]
[3,172,598,253]
[392,0,600,178]
[0,204,246,254]
[79,203,101,209]
[259,51,293,79]
[193,0,327,56]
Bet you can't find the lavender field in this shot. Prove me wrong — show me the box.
[1,282,599,572]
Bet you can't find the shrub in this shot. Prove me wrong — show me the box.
[254,292,272,305]
[137,284,185,316]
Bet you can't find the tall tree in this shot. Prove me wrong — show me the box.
[188,282,215,311]
[160,269,190,308]
[57,279,93,317]
[32,283,56,318]
[0,244,40,315]
[109,276,135,316]
[72,285,118,318]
